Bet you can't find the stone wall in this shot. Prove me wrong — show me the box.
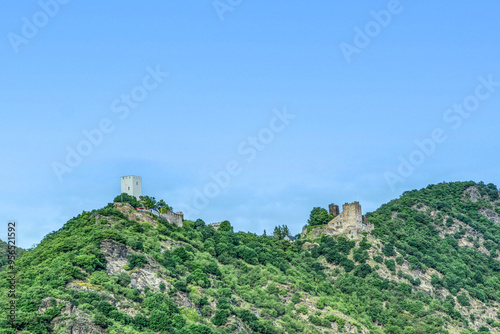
[160,211,184,227]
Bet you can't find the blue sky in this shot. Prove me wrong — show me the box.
[1,1,500,248]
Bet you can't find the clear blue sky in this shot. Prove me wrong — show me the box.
[1,1,500,248]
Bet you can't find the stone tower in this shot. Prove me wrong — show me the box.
[328,204,339,216]
[341,201,362,230]
[121,175,142,199]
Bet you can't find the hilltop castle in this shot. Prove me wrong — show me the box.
[120,175,184,227]
[302,201,374,239]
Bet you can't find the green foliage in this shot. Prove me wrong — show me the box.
[126,253,147,270]
[211,309,229,326]
[307,207,331,226]
[353,247,369,263]
[385,259,396,271]
[272,225,290,240]
[367,181,500,305]
[308,315,330,327]
[113,193,139,208]
[174,279,188,292]
[457,292,470,306]
[149,309,173,331]
[116,272,131,287]
[359,237,372,250]
[139,195,157,209]
[0,239,25,272]
[382,243,396,257]
[218,220,232,232]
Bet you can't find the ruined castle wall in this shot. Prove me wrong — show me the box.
[302,201,371,239]
[328,204,339,216]
[160,211,184,227]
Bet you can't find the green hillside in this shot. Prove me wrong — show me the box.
[0,239,24,272]
[0,181,499,333]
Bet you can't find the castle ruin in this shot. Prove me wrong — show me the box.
[160,211,184,227]
[302,201,374,239]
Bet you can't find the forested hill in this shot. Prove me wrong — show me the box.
[0,181,499,334]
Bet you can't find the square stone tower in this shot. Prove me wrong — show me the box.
[328,204,340,216]
[121,175,142,199]
[342,201,362,230]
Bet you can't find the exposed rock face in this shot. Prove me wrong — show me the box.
[479,208,500,225]
[175,291,193,308]
[100,239,171,291]
[160,238,187,252]
[113,202,157,227]
[39,298,104,334]
[129,266,170,291]
[463,186,481,202]
[301,242,319,250]
[100,239,129,276]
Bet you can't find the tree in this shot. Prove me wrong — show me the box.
[218,221,232,232]
[127,253,147,269]
[457,292,470,306]
[307,207,330,226]
[139,195,157,209]
[382,243,396,257]
[273,225,290,240]
[157,199,173,213]
[133,313,149,330]
[114,193,139,208]
[282,225,290,237]
[211,309,229,326]
[194,219,206,229]
[149,310,173,331]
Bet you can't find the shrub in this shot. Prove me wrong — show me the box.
[457,293,470,306]
[116,272,131,287]
[385,259,396,271]
[308,315,330,327]
[211,309,229,326]
[382,243,396,257]
[127,253,147,269]
[174,280,188,292]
